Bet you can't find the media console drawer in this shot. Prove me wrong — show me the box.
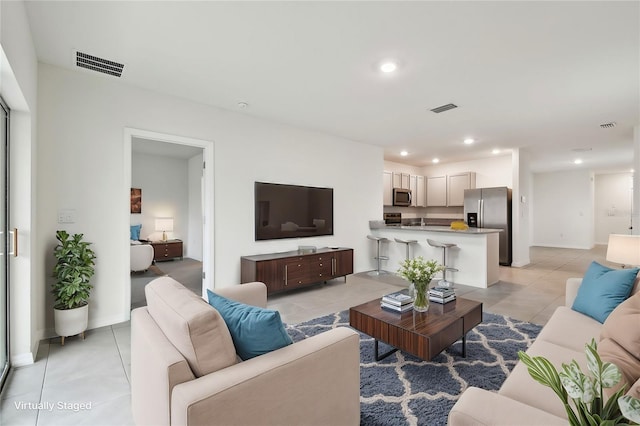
[240,248,354,295]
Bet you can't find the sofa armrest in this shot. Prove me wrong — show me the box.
[171,327,360,426]
[131,307,196,426]
[213,282,267,308]
[448,387,567,426]
[565,277,583,307]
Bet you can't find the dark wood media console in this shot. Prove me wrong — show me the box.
[241,247,354,295]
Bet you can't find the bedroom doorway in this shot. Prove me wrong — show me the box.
[124,128,214,312]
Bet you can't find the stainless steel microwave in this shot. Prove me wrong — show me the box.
[393,188,412,206]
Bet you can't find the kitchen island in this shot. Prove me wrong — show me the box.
[369,225,502,288]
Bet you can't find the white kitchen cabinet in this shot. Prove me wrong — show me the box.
[383,171,393,206]
[447,172,476,206]
[392,172,410,189]
[427,176,447,207]
[410,175,427,207]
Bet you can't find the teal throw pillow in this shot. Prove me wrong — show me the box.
[130,224,142,240]
[572,261,639,323]
[206,289,292,360]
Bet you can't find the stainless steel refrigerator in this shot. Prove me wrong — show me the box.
[464,186,512,266]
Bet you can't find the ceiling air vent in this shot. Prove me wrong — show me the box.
[76,51,124,77]
[600,122,616,129]
[430,103,458,113]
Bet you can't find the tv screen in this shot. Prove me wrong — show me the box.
[255,182,334,241]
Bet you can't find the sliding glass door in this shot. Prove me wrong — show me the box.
[0,97,9,390]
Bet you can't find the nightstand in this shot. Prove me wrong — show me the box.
[150,239,183,262]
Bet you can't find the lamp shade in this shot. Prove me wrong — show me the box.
[155,218,174,232]
[606,234,640,266]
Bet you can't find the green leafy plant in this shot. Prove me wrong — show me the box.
[518,339,640,425]
[52,230,97,310]
[397,256,444,308]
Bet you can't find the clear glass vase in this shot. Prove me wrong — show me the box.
[413,282,429,312]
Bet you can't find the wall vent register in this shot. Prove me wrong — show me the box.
[75,51,124,77]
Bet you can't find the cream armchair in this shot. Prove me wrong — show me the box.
[130,243,154,272]
[131,277,360,426]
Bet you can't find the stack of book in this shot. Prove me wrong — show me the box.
[380,289,414,312]
[428,286,456,304]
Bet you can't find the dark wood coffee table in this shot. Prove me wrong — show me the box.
[349,297,483,361]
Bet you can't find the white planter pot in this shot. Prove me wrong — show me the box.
[54,304,89,344]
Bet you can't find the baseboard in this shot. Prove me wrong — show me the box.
[510,260,530,268]
[531,243,594,250]
[88,313,131,330]
[11,351,34,367]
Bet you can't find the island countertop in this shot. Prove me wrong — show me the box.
[367,224,501,288]
[375,225,502,234]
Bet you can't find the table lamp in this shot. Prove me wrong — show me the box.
[606,234,640,268]
[155,218,174,242]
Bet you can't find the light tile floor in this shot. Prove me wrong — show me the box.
[0,246,609,425]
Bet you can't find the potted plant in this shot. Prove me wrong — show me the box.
[52,230,97,345]
[518,339,640,424]
[397,256,444,312]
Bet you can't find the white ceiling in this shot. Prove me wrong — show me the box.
[24,1,640,173]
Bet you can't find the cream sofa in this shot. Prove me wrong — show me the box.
[131,277,360,426]
[449,277,640,426]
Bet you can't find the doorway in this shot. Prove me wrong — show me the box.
[124,128,214,312]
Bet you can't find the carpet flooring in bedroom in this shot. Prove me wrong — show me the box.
[130,258,202,309]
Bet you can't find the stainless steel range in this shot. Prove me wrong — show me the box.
[383,212,401,226]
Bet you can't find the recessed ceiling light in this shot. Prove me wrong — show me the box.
[237,102,249,109]
[432,158,440,164]
[464,138,475,145]
[400,150,408,156]
[574,159,583,165]
[492,149,501,154]
[380,61,398,73]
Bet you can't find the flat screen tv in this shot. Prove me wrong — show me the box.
[255,181,334,241]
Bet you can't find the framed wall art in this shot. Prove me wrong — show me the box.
[131,188,142,214]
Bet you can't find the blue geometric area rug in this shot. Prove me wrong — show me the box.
[286,310,542,426]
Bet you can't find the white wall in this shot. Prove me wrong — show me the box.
[188,153,204,261]
[131,152,189,245]
[1,0,39,365]
[37,63,382,335]
[594,172,633,244]
[532,170,594,249]
[512,149,532,267]
[422,155,513,188]
[383,160,423,175]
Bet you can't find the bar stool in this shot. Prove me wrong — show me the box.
[367,235,390,275]
[394,237,418,260]
[427,239,458,288]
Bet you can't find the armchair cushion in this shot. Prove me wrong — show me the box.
[206,289,292,360]
[146,277,237,377]
[571,261,639,323]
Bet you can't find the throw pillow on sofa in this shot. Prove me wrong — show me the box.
[599,291,640,397]
[572,261,639,323]
[206,289,292,360]
[146,277,237,377]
